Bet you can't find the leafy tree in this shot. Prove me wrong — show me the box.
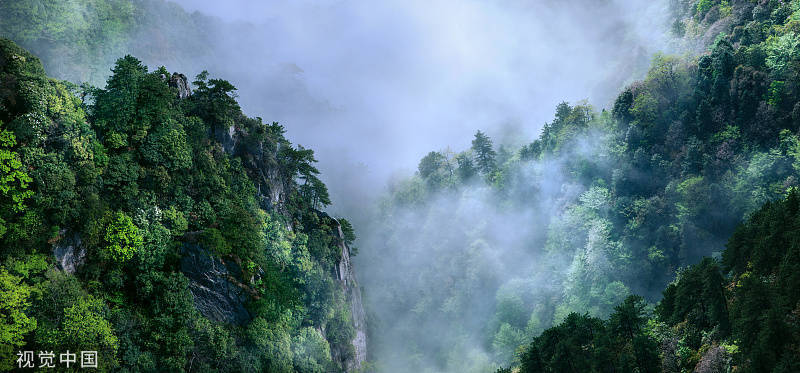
[292,327,332,373]
[418,151,445,179]
[0,122,33,216]
[60,296,119,362]
[338,218,356,246]
[455,152,477,181]
[103,211,142,263]
[245,318,293,372]
[191,71,241,128]
[0,268,36,371]
[92,55,148,148]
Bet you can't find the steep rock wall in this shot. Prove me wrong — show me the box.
[334,222,368,371]
[200,83,368,370]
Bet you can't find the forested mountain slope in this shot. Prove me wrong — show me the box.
[2,0,800,372]
[359,0,800,371]
[0,39,365,372]
[515,191,800,372]
[511,1,800,371]
[0,0,214,86]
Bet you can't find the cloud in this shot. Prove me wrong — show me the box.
[159,0,670,205]
[153,1,673,370]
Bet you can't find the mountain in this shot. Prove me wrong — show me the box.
[358,0,800,371]
[0,38,366,372]
[3,0,800,372]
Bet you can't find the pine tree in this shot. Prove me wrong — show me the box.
[471,130,496,176]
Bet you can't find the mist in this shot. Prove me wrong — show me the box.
[126,0,669,212]
[8,0,677,370]
[147,1,674,371]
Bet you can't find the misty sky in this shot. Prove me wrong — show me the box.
[168,0,670,211]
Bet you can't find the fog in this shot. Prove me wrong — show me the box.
[355,133,615,371]
[144,0,670,213]
[6,0,675,369]
[152,1,674,370]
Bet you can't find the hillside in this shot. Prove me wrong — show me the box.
[505,0,800,371]
[2,0,800,372]
[0,39,365,372]
[358,0,800,371]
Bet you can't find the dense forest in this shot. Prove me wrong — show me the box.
[2,0,800,372]
[509,0,800,371]
[358,0,800,371]
[0,38,365,372]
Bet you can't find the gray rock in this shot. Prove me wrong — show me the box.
[53,233,85,274]
[333,221,368,371]
[169,72,192,99]
[213,125,237,154]
[180,244,251,325]
[695,345,731,373]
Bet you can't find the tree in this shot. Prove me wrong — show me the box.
[608,295,660,373]
[245,318,293,372]
[418,151,446,179]
[292,327,332,373]
[191,71,241,127]
[455,153,477,181]
[104,211,142,263]
[92,55,148,148]
[0,268,36,371]
[338,218,356,246]
[60,296,118,358]
[0,121,33,216]
[471,130,496,176]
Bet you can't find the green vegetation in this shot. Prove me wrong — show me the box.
[3,0,800,372]
[0,37,359,372]
[514,191,800,372]
[367,0,800,371]
[0,0,174,86]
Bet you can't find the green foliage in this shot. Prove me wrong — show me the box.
[471,130,497,176]
[518,296,659,373]
[764,32,800,78]
[292,327,333,373]
[0,122,33,215]
[722,192,800,371]
[245,317,294,372]
[418,151,452,188]
[0,35,356,372]
[0,0,134,84]
[61,296,119,358]
[338,217,356,248]
[0,268,37,371]
[696,0,714,16]
[103,211,142,263]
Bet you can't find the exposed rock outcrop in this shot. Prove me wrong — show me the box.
[180,243,251,325]
[53,233,85,274]
[169,72,192,99]
[166,71,366,367]
[224,124,288,215]
[333,221,368,371]
[213,124,237,155]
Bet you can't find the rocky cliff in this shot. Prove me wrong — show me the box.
[334,221,368,370]
[183,79,368,370]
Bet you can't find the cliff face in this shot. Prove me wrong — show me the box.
[334,222,368,370]
[211,96,368,371]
